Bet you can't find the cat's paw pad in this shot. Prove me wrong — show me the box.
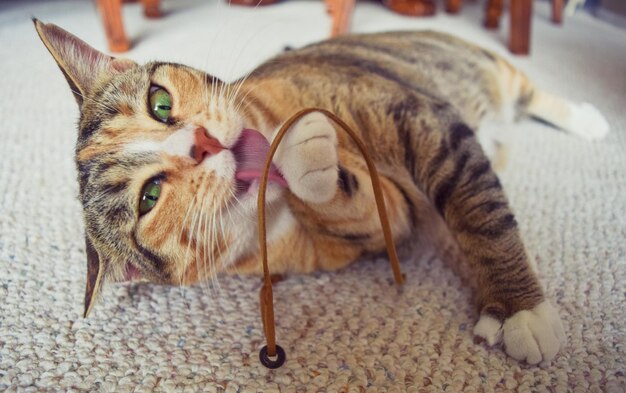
[273,112,338,203]
[474,301,565,365]
[567,103,610,140]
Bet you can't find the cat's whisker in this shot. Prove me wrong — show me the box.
[219,76,228,105]
[199,196,209,295]
[236,55,282,110]
[183,201,199,279]
[212,78,219,107]
[178,188,200,289]
[206,198,219,298]
[211,22,229,108]
[205,187,222,299]
[222,192,245,277]
[214,79,221,107]
[210,0,267,105]
[198,185,214,296]
[235,63,280,112]
[233,79,272,114]
[236,97,275,132]
[210,186,232,296]
[188,178,208,291]
[207,75,214,107]
[215,195,232,295]
[201,75,210,118]
[214,207,228,296]
[70,88,119,115]
[227,72,252,110]
[228,187,255,224]
[226,19,289,110]
[227,78,248,110]
[208,201,222,297]
[201,4,228,107]
[224,82,233,109]
[225,60,254,107]
[233,81,260,113]
[186,214,200,285]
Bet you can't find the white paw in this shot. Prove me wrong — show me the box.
[566,103,610,140]
[473,314,503,346]
[473,301,566,365]
[273,112,338,203]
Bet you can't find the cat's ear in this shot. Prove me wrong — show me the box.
[84,236,105,318]
[32,18,136,106]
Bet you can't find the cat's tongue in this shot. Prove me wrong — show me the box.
[233,129,287,188]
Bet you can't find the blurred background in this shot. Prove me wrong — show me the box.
[2,0,625,78]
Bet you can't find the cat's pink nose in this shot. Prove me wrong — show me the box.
[192,127,224,163]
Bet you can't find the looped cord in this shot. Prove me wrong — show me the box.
[257,108,405,368]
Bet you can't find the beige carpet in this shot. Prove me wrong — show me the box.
[1,0,625,391]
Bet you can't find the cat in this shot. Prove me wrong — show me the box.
[34,19,609,366]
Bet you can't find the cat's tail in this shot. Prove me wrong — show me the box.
[492,56,610,140]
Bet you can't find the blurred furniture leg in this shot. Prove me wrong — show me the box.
[142,0,162,17]
[384,0,436,16]
[97,0,129,53]
[507,0,564,53]
[328,0,356,36]
[448,0,563,55]
[552,0,563,23]
[96,0,162,53]
[446,0,463,13]
[485,0,503,28]
[509,0,532,54]
[326,0,435,36]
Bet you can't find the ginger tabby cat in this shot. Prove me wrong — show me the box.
[34,19,609,365]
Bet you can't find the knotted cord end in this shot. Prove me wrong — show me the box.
[259,344,286,369]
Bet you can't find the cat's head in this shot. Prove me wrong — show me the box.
[34,20,286,317]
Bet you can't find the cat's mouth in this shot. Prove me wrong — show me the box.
[232,129,287,195]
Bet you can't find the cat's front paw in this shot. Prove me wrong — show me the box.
[273,112,338,204]
[473,301,566,365]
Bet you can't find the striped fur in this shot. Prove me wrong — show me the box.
[35,22,607,364]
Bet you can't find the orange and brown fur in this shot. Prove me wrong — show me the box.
[35,20,610,365]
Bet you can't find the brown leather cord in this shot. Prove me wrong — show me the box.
[257,108,405,368]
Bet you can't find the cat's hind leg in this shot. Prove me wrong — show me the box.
[493,57,610,140]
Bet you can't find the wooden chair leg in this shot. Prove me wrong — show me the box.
[325,0,336,15]
[446,0,463,14]
[509,0,532,55]
[96,0,130,53]
[552,0,563,24]
[485,0,503,29]
[330,0,355,37]
[141,0,162,18]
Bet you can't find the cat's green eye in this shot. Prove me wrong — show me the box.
[149,87,172,122]
[139,178,162,215]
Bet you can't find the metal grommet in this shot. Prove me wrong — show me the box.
[259,345,286,369]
